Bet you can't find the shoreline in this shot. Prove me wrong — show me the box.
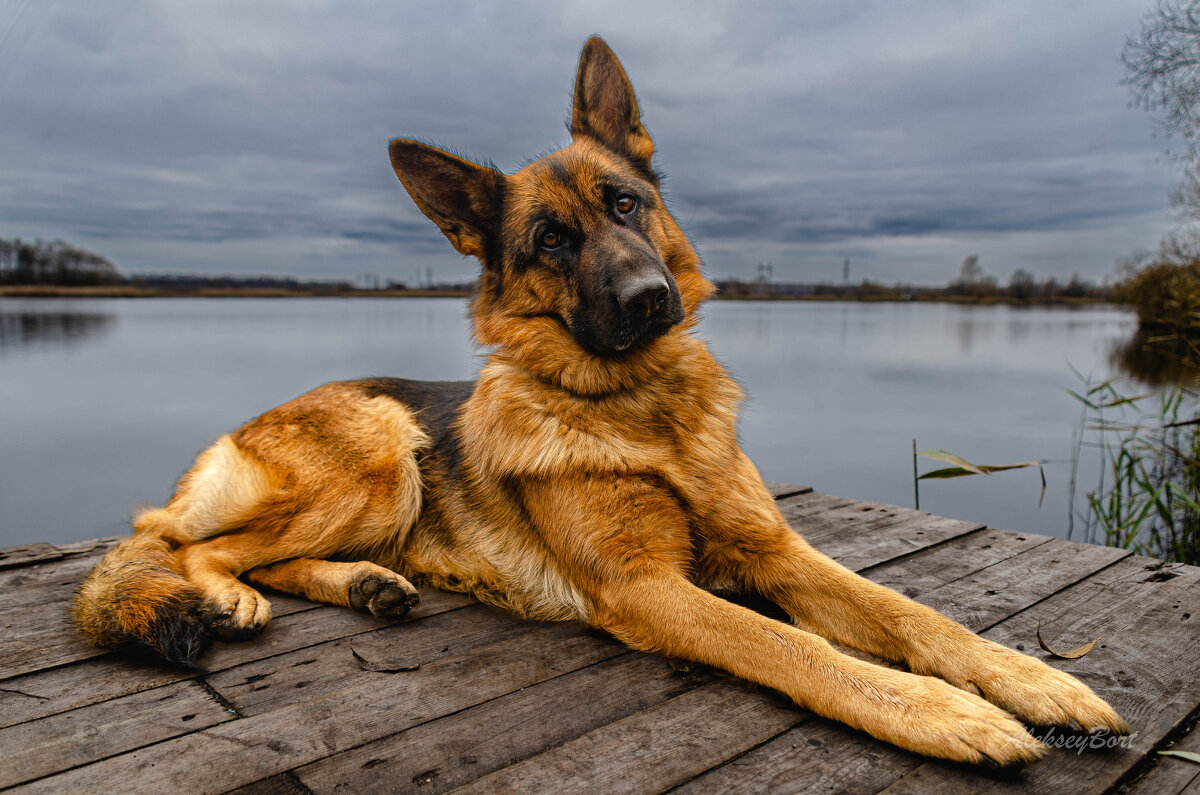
[0,285,473,299]
[0,284,1114,306]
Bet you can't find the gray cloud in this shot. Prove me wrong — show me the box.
[0,0,1177,284]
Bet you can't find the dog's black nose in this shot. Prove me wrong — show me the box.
[619,277,670,319]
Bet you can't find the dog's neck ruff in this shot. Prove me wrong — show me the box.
[458,334,744,486]
[493,325,693,397]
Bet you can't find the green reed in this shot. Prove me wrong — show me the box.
[1070,378,1200,565]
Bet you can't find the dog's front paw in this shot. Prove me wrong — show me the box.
[857,670,1046,766]
[947,639,1130,735]
[348,567,420,619]
[199,584,272,640]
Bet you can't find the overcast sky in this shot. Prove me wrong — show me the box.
[0,0,1179,285]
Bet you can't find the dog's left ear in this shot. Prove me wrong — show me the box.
[570,36,654,170]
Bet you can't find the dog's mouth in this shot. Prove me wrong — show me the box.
[610,304,684,352]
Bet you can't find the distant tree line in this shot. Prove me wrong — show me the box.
[0,237,482,294]
[716,255,1110,302]
[125,273,355,292]
[0,238,120,286]
[945,255,1105,300]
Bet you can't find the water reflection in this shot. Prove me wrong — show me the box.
[0,308,117,353]
[1110,330,1200,387]
[1006,318,1033,341]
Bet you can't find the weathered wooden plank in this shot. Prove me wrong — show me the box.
[764,482,812,499]
[779,496,989,573]
[0,538,115,576]
[868,556,1200,794]
[813,514,985,572]
[0,556,108,613]
[794,500,926,541]
[780,496,986,571]
[0,680,229,788]
[205,603,536,716]
[453,681,800,795]
[675,716,918,795]
[917,538,1131,633]
[0,547,112,600]
[198,588,477,675]
[0,537,115,571]
[674,535,1138,794]
[0,543,65,570]
[295,652,719,794]
[0,654,200,731]
[0,615,109,679]
[14,622,627,794]
[0,588,474,727]
[775,491,860,522]
[1126,719,1200,795]
[861,528,1054,598]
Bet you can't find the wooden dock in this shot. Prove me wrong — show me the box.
[2,485,1198,794]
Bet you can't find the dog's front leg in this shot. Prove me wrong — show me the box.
[518,475,1044,765]
[692,453,1130,737]
[595,572,1054,765]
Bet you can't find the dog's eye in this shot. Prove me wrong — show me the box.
[539,230,565,251]
[614,195,638,215]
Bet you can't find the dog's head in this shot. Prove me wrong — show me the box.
[389,37,713,390]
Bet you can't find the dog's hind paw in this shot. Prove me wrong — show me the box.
[349,568,420,619]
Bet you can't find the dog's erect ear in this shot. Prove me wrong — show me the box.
[570,36,654,169]
[389,139,503,262]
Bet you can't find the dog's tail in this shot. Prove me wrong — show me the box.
[72,511,211,665]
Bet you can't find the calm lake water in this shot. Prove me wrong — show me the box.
[0,297,1138,547]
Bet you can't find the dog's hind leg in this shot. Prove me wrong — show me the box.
[175,478,424,639]
[246,558,419,619]
[176,390,427,638]
[75,381,428,661]
[72,434,288,658]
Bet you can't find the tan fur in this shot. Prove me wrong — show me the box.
[73,36,1128,765]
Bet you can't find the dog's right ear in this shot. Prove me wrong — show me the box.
[388,139,503,262]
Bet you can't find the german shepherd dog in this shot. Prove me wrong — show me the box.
[74,37,1128,765]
